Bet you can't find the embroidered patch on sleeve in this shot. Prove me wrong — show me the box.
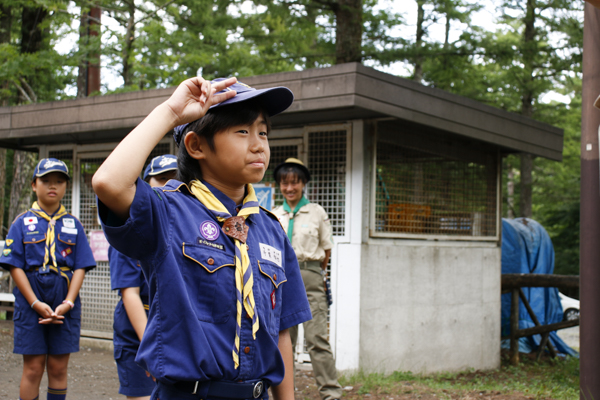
[259,243,282,267]
[3,249,11,256]
[5,239,13,247]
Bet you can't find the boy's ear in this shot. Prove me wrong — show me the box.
[31,180,37,192]
[184,131,207,161]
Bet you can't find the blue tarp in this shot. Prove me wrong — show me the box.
[501,218,577,356]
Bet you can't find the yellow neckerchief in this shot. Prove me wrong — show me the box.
[30,202,70,283]
[189,180,260,369]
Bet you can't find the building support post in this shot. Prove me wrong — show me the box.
[580,3,600,399]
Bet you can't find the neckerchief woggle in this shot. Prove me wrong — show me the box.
[283,196,310,243]
[189,180,260,369]
[29,201,71,285]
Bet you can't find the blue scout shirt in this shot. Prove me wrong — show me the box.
[109,246,150,350]
[98,178,311,386]
[0,209,96,311]
[1,210,95,272]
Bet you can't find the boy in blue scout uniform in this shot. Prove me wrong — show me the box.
[92,76,311,400]
[108,154,177,400]
[0,158,96,400]
[110,154,178,400]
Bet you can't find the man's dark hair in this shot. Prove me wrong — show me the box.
[274,165,308,184]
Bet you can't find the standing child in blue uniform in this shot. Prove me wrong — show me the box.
[110,154,178,400]
[0,158,96,400]
[92,76,311,400]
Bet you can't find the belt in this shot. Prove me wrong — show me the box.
[299,261,321,270]
[172,380,267,399]
[31,266,72,286]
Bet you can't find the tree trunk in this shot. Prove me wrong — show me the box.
[333,0,362,64]
[0,4,11,106]
[507,163,515,219]
[0,149,6,238]
[8,152,35,225]
[122,0,136,86]
[77,8,90,98]
[21,6,48,54]
[519,0,536,218]
[414,0,425,83]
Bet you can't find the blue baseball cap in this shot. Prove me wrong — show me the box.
[32,158,70,182]
[173,78,294,145]
[143,154,178,180]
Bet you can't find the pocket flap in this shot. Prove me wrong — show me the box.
[23,234,46,244]
[58,233,77,245]
[258,260,287,288]
[182,243,234,273]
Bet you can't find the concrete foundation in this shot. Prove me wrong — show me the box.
[358,241,501,374]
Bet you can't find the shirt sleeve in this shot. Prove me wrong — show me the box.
[318,205,333,252]
[278,234,311,330]
[98,177,171,266]
[109,246,142,291]
[0,216,26,271]
[73,218,97,271]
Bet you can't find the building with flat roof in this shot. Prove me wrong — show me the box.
[0,63,563,373]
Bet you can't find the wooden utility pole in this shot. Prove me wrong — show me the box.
[580,2,600,399]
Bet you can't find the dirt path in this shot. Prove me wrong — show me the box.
[0,320,543,400]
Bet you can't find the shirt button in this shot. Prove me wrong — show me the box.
[273,274,277,280]
[244,347,250,354]
[207,258,215,265]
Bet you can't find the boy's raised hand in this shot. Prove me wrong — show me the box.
[165,76,238,127]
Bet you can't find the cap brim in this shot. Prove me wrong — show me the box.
[146,167,177,177]
[35,169,70,179]
[595,94,600,110]
[210,87,294,117]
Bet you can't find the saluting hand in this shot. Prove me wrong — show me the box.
[164,76,238,127]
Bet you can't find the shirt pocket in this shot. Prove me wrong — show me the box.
[258,260,287,336]
[22,234,46,268]
[182,242,235,324]
[57,233,77,268]
[295,222,319,253]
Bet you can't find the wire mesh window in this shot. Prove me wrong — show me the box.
[307,130,347,237]
[374,136,498,239]
[48,150,74,213]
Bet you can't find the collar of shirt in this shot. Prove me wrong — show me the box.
[201,180,239,217]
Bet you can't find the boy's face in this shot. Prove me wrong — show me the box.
[148,170,177,188]
[199,114,270,187]
[31,172,68,210]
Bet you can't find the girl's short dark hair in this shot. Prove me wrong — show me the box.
[274,165,308,184]
[176,101,271,184]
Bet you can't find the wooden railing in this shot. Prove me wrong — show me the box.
[501,274,579,365]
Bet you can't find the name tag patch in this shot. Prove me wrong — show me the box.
[62,218,75,229]
[197,238,225,251]
[259,243,282,267]
[61,227,78,235]
[24,217,38,225]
